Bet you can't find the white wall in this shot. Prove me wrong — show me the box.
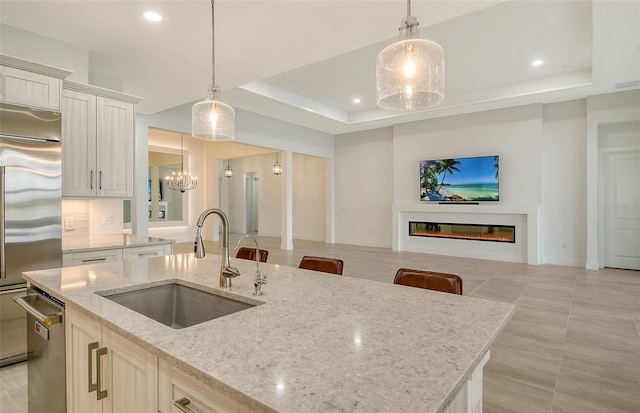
[292,153,327,241]
[0,24,89,83]
[334,127,393,247]
[225,154,283,236]
[542,100,587,266]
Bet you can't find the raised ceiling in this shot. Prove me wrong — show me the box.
[0,1,637,134]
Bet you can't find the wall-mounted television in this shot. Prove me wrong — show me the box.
[420,155,499,202]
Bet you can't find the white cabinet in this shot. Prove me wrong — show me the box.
[63,248,123,267]
[66,308,158,413]
[158,360,258,413]
[62,81,142,198]
[0,54,71,110]
[123,244,173,260]
[63,243,173,267]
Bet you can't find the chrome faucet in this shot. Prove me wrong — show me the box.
[194,208,240,288]
[235,234,267,296]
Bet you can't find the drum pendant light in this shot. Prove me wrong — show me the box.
[192,0,235,140]
[376,0,444,111]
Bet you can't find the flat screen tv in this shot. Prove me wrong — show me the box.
[420,155,499,202]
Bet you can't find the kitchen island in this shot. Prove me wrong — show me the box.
[23,253,514,413]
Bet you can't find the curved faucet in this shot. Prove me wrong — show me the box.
[194,208,240,288]
[235,234,267,296]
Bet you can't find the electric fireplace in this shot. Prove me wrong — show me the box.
[409,221,515,243]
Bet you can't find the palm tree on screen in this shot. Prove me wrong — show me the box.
[436,159,461,193]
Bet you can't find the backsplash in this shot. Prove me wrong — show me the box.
[62,199,124,237]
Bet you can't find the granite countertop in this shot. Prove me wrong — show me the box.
[23,253,514,413]
[62,234,174,252]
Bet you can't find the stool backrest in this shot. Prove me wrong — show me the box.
[393,268,463,295]
[299,256,344,275]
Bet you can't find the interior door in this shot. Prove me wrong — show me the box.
[245,172,259,233]
[603,149,640,270]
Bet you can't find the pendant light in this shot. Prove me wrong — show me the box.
[165,134,198,193]
[192,0,235,141]
[224,159,233,178]
[272,153,282,176]
[376,0,444,111]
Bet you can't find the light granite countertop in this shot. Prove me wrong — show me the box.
[62,233,174,252]
[23,253,514,413]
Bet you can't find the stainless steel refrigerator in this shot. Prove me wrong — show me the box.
[0,102,62,367]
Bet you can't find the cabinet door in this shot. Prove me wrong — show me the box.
[62,89,97,196]
[103,327,157,413]
[66,309,103,413]
[96,97,134,197]
[0,65,61,110]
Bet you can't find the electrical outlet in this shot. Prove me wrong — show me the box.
[102,214,114,225]
[64,217,75,231]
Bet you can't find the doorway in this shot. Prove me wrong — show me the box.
[245,172,259,233]
[602,148,640,270]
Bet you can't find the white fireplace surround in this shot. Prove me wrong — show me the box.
[392,203,540,264]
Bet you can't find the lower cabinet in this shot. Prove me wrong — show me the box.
[158,359,259,413]
[66,308,158,413]
[63,243,173,267]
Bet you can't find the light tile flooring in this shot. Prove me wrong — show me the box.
[2,236,638,413]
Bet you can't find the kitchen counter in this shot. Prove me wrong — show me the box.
[23,253,514,413]
[62,233,173,252]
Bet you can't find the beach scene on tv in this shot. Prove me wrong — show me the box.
[420,156,499,201]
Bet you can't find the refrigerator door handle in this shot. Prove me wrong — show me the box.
[0,166,5,279]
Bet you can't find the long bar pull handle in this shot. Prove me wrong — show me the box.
[88,342,98,393]
[81,258,107,263]
[90,170,94,190]
[0,166,5,279]
[173,397,196,413]
[99,171,102,190]
[96,346,108,400]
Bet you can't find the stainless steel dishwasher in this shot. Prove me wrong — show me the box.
[14,287,65,413]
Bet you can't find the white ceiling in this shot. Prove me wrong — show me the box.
[0,1,636,135]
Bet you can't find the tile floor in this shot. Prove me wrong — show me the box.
[2,236,638,413]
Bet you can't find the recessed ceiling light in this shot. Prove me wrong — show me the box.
[353,98,361,104]
[144,11,162,22]
[531,59,544,67]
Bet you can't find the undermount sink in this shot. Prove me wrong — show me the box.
[101,283,256,329]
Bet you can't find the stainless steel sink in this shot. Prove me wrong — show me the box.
[102,283,255,329]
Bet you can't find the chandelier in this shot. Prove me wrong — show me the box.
[376,0,444,111]
[272,153,282,175]
[192,0,235,140]
[165,134,197,193]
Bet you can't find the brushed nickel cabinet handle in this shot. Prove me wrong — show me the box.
[0,167,5,279]
[99,171,102,190]
[173,397,196,413]
[96,346,108,400]
[88,342,98,393]
[90,170,94,190]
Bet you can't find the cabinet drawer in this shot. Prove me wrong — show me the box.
[0,65,61,110]
[170,368,240,413]
[123,244,171,260]
[63,248,123,267]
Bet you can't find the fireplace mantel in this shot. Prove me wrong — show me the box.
[392,203,541,264]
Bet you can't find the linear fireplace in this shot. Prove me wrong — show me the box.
[409,221,515,243]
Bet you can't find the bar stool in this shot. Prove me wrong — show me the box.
[393,268,463,295]
[235,247,269,263]
[298,256,344,275]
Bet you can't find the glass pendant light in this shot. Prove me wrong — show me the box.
[272,153,282,176]
[192,0,235,140]
[166,134,198,193]
[224,159,233,178]
[376,0,444,111]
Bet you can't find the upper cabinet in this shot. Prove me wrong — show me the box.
[0,54,72,111]
[62,81,142,198]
